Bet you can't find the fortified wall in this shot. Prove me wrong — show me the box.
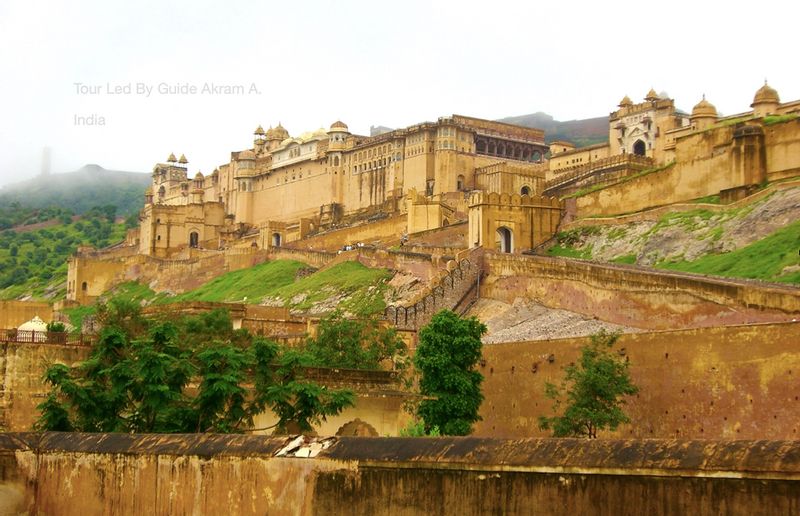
[478,321,800,440]
[575,118,800,217]
[1,433,798,515]
[481,252,800,330]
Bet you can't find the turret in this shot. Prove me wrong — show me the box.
[751,81,780,118]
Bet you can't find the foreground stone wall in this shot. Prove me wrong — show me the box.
[478,321,800,440]
[1,433,798,515]
[482,253,800,330]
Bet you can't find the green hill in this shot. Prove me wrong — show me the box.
[497,111,609,148]
[0,164,150,216]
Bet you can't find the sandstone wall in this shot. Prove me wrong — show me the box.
[1,433,798,515]
[287,214,407,252]
[478,321,800,440]
[0,301,53,329]
[482,253,800,330]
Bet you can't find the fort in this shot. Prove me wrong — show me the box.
[4,83,800,512]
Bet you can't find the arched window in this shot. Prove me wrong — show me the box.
[532,150,542,162]
[271,233,282,247]
[81,281,88,292]
[520,185,531,196]
[633,140,646,156]
[158,186,165,199]
[457,174,465,191]
[495,227,513,253]
[333,156,340,166]
[189,231,199,248]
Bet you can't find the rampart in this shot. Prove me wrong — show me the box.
[482,252,800,330]
[544,153,655,196]
[286,213,407,252]
[477,321,800,440]
[385,248,483,330]
[562,177,800,230]
[1,433,798,515]
[573,119,800,217]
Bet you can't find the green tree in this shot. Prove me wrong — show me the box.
[304,311,407,370]
[35,304,355,434]
[539,330,639,438]
[414,309,486,436]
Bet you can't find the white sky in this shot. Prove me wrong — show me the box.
[0,0,797,186]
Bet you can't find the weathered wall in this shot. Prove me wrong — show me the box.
[482,253,800,330]
[574,119,800,217]
[2,433,799,515]
[0,301,53,329]
[478,322,800,440]
[0,342,88,431]
[286,214,407,252]
[0,341,410,436]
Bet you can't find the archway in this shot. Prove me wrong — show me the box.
[271,232,282,247]
[495,226,513,253]
[520,185,531,196]
[189,231,199,248]
[335,418,378,437]
[633,139,646,156]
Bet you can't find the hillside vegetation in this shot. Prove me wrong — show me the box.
[64,260,393,326]
[0,164,149,216]
[0,207,130,300]
[547,186,800,285]
[497,111,608,147]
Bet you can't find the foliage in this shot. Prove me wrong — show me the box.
[0,207,127,300]
[35,305,355,434]
[763,114,799,126]
[414,310,486,436]
[399,420,441,437]
[304,311,407,370]
[46,321,66,333]
[539,331,638,438]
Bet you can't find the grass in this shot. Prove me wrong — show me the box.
[657,219,800,284]
[270,261,392,315]
[162,259,392,315]
[166,260,307,304]
[547,245,592,259]
[764,114,799,126]
[691,194,721,204]
[611,254,637,264]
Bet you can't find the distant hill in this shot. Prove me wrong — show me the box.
[0,164,150,216]
[497,112,609,148]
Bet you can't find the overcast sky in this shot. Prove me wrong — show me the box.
[0,0,797,186]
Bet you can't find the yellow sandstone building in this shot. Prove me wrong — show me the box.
[138,115,549,257]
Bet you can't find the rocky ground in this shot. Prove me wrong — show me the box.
[564,187,800,266]
[468,298,642,344]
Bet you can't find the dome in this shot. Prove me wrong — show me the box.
[18,316,47,332]
[330,120,349,131]
[254,125,265,136]
[271,123,289,140]
[211,168,219,176]
[691,95,717,118]
[645,88,659,101]
[618,95,633,107]
[178,154,188,164]
[752,81,780,106]
[194,171,204,180]
[167,152,177,163]
[239,149,256,160]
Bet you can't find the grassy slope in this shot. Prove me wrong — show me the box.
[658,219,800,284]
[0,219,127,300]
[167,260,307,304]
[166,259,391,315]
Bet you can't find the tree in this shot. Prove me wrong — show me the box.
[304,311,407,370]
[35,305,355,434]
[414,309,486,435]
[539,330,639,438]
